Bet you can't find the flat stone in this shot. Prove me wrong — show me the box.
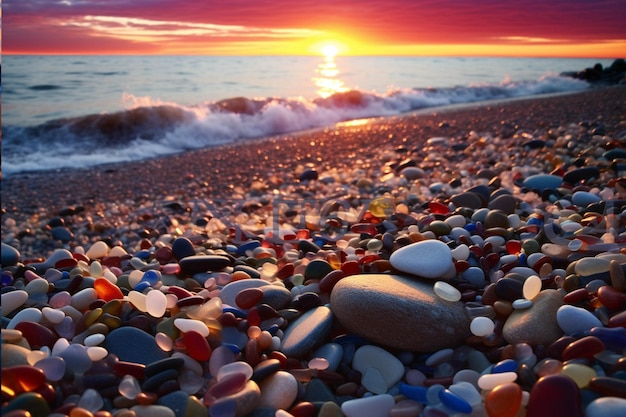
[502,289,564,346]
[571,191,601,207]
[341,394,395,417]
[179,255,232,275]
[352,345,405,394]
[104,327,168,365]
[1,242,20,266]
[488,194,517,214]
[389,240,453,280]
[523,174,563,192]
[210,380,260,417]
[556,304,603,335]
[450,192,483,210]
[280,306,333,358]
[586,397,626,417]
[260,285,292,310]
[330,274,470,352]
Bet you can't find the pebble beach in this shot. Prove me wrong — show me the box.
[2,85,626,417]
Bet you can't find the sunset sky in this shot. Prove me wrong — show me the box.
[3,0,626,57]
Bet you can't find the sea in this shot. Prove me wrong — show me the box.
[1,55,613,176]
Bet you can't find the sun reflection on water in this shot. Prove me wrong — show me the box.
[313,52,347,98]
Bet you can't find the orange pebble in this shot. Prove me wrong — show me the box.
[485,382,523,417]
[94,278,124,302]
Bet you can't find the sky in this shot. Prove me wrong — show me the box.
[3,0,626,57]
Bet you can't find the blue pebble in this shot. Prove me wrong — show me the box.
[134,249,152,260]
[464,223,477,233]
[399,383,428,403]
[222,306,247,318]
[141,270,161,286]
[439,388,472,413]
[527,216,543,226]
[519,253,527,266]
[133,281,151,292]
[236,240,261,256]
[492,358,518,373]
[589,327,626,352]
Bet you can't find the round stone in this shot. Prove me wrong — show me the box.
[330,274,470,352]
[1,242,21,266]
[258,371,298,410]
[503,289,564,346]
[470,316,495,337]
[433,281,462,302]
[586,397,626,417]
[389,240,453,279]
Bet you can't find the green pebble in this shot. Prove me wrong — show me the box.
[2,393,51,417]
[521,239,540,254]
[428,220,452,236]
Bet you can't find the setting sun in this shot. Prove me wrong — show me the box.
[321,44,339,57]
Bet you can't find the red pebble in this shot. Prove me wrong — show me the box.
[276,263,295,280]
[545,336,576,360]
[112,361,146,379]
[428,201,450,214]
[562,336,604,361]
[204,372,247,405]
[73,252,90,263]
[14,321,58,349]
[526,375,583,417]
[2,366,47,394]
[94,277,124,302]
[597,286,626,310]
[289,401,317,417]
[319,269,346,293]
[235,287,264,309]
[563,288,589,305]
[608,310,626,328]
[505,240,522,255]
[184,330,212,361]
[341,260,360,276]
[166,286,193,300]
[55,258,78,269]
[350,223,378,236]
[485,382,522,417]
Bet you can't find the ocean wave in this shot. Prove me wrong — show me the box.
[2,75,589,175]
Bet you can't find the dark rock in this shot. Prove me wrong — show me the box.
[179,255,233,275]
[562,167,600,186]
[171,237,196,260]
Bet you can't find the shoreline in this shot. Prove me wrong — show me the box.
[4,86,625,209]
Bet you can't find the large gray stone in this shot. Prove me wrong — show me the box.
[329,274,470,352]
[502,289,564,346]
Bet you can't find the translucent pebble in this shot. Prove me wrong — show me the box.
[367,239,384,252]
[216,361,253,382]
[89,261,103,278]
[49,291,72,308]
[42,306,66,324]
[86,241,109,259]
[485,382,522,417]
[174,318,210,336]
[362,367,388,394]
[477,371,518,390]
[453,369,481,387]
[451,244,470,261]
[86,346,108,361]
[425,348,454,367]
[27,350,48,366]
[60,344,93,374]
[155,332,174,351]
[179,368,205,394]
[433,281,461,302]
[522,275,542,300]
[449,381,482,406]
[308,357,329,370]
[119,374,142,399]
[1,290,29,316]
[426,384,444,405]
[84,333,105,346]
[470,316,495,337]
[512,299,533,309]
[341,393,395,417]
[24,278,50,295]
[77,388,104,412]
[561,363,596,388]
[34,356,66,382]
[52,337,70,356]
[146,289,168,318]
[574,257,611,276]
[128,290,148,312]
